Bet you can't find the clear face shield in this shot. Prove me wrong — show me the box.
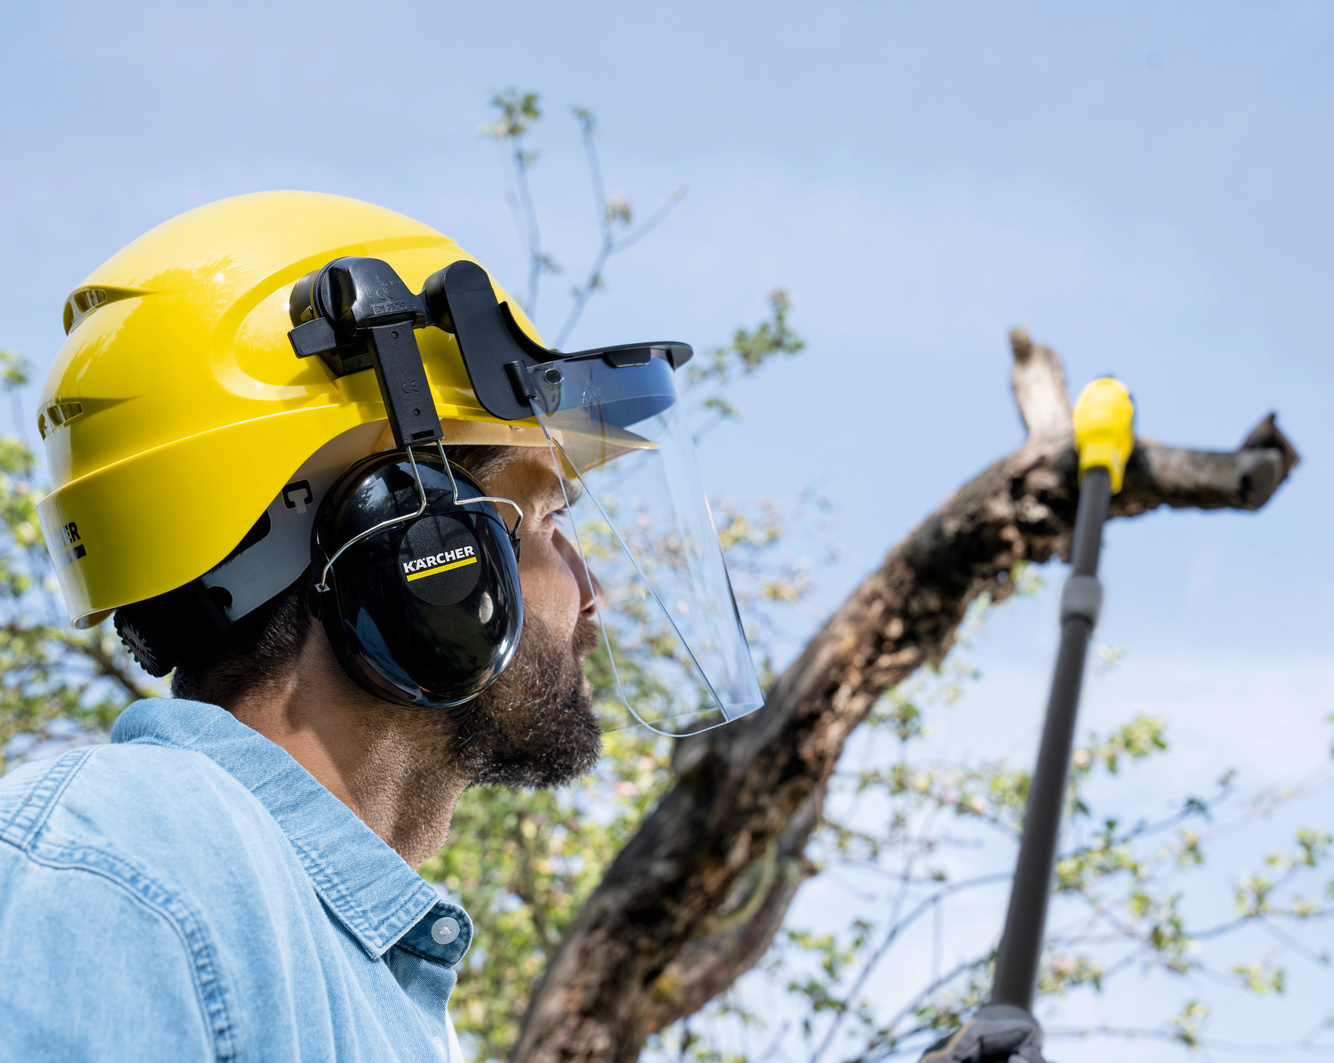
[526,353,764,736]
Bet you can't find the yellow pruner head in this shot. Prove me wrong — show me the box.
[1072,377,1135,494]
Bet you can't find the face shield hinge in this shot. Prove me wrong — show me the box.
[505,359,539,403]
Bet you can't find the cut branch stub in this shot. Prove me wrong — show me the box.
[1009,328,1071,441]
[513,333,1300,1063]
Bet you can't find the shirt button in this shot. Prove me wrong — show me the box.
[431,916,460,945]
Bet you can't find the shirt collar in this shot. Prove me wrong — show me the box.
[111,697,453,961]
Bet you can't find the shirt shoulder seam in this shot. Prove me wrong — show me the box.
[19,840,239,1062]
[0,747,96,850]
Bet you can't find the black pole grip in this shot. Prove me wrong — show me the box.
[990,467,1111,1011]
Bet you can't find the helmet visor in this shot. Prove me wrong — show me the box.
[526,353,764,736]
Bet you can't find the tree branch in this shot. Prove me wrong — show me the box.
[641,794,818,1034]
[514,331,1301,1063]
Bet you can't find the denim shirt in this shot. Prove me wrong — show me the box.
[0,698,474,1062]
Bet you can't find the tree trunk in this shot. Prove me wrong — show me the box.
[513,337,1300,1063]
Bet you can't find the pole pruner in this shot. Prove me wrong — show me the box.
[918,379,1136,1063]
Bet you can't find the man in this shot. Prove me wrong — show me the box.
[0,192,761,1060]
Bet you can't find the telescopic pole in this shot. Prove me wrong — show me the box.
[919,378,1135,1063]
[989,463,1109,1010]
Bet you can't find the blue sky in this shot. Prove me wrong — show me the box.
[3,2,1333,1058]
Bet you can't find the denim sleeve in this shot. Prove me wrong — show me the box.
[0,848,219,1062]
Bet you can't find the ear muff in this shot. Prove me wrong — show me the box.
[310,450,524,707]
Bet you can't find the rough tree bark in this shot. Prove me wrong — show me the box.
[513,332,1301,1063]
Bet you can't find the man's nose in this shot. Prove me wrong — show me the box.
[556,532,601,618]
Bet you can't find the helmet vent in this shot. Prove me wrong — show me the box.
[37,401,84,440]
[63,288,107,334]
[62,285,144,335]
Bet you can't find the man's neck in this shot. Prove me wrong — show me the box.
[226,634,468,869]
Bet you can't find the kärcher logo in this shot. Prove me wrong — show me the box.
[403,545,478,582]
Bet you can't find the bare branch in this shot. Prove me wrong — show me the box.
[609,187,686,256]
[483,90,550,315]
[513,143,545,316]
[1009,329,1070,440]
[805,871,1014,1063]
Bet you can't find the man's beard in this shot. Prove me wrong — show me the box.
[448,614,602,789]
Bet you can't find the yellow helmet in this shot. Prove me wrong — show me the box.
[37,191,545,628]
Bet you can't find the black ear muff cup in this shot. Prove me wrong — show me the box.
[311,451,523,707]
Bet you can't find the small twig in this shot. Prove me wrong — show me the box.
[554,108,684,348]
[1044,1023,1334,1055]
[609,190,686,256]
[495,142,530,281]
[510,140,545,316]
[806,868,1010,1063]
[1259,916,1334,967]
[754,1018,793,1063]
[931,896,943,985]
[877,954,993,1048]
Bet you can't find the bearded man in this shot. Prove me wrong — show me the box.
[0,192,761,1061]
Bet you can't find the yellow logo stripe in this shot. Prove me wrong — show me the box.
[405,556,480,582]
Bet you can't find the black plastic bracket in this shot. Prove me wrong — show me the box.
[421,261,543,421]
[290,255,697,430]
[422,259,694,422]
[287,257,441,450]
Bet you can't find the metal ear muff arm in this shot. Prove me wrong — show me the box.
[314,445,432,591]
[430,441,525,558]
[311,440,524,591]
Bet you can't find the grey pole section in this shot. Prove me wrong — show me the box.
[990,466,1111,1011]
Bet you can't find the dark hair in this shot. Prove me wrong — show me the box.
[166,444,518,706]
[169,576,311,705]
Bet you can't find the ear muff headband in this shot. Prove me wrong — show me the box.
[310,450,524,707]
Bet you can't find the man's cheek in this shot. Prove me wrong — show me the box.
[518,560,581,631]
